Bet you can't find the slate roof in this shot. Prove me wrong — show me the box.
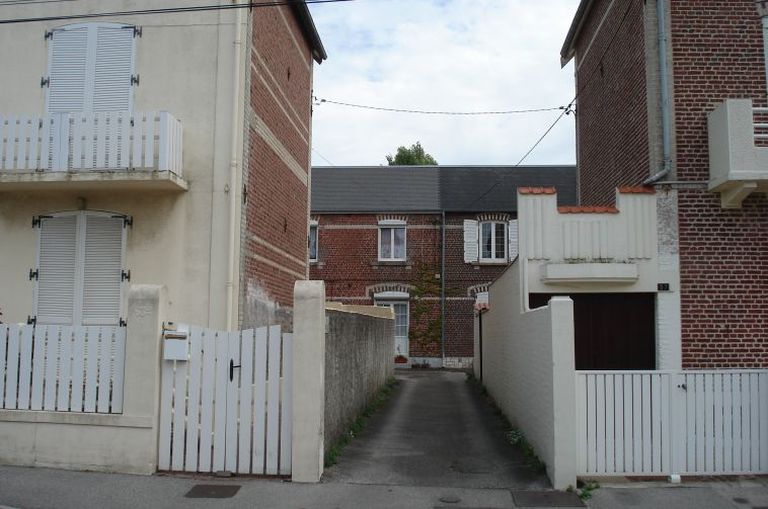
[310,165,577,214]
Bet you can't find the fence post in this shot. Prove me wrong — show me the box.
[550,296,577,490]
[123,284,166,471]
[291,280,326,482]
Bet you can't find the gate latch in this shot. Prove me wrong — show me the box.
[229,359,241,381]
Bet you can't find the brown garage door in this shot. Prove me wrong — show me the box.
[529,293,656,370]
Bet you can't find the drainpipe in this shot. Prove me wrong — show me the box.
[644,0,672,185]
[758,2,768,91]
[225,3,244,330]
[440,211,446,365]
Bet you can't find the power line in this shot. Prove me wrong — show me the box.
[0,0,354,25]
[313,96,564,116]
[312,148,335,166]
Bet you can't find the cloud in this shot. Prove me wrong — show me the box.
[308,0,579,167]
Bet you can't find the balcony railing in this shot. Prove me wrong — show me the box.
[0,111,182,176]
[708,99,768,208]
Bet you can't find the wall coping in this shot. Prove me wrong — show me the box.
[0,410,154,429]
[325,302,394,319]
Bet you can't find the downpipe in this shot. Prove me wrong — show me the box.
[644,0,672,185]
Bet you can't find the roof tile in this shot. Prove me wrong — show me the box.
[618,186,655,194]
[518,187,557,195]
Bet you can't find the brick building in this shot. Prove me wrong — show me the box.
[561,0,768,368]
[309,165,576,368]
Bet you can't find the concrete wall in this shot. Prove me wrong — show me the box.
[480,261,576,489]
[0,285,165,474]
[291,281,394,483]
[324,303,394,454]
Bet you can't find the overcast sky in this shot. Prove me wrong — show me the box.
[307,0,579,167]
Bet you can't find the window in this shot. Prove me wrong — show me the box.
[480,221,507,261]
[378,221,406,261]
[35,212,126,326]
[309,222,318,262]
[47,23,136,114]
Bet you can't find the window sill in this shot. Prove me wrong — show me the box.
[473,260,510,266]
[371,260,411,268]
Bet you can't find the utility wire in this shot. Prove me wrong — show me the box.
[0,0,353,24]
[313,96,564,116]
[312,148,335,166]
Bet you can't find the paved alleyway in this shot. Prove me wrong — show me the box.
[324,370,550,490]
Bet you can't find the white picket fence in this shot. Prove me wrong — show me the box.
[158,324,292,475]
[577,370,768,476]
[0,111,182,174]
[0,324,126,413]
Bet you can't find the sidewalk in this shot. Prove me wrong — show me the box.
[1,465,766,509]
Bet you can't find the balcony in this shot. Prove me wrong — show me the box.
[0,111,186,192]
[708,99,768,208]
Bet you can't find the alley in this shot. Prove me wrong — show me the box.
[324,370,550,490]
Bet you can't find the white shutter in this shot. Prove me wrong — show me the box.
[81,215,124,325]
[463,219,478,263]
[508,219,519,262]
[92,26,135,112]
[36,216,78,325]
[47,27,89,113]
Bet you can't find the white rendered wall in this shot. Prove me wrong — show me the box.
[481,261,576,489]
[0,1,246,329]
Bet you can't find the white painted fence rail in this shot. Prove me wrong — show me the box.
[158,324,293,475]
[577,370,768,477]
[0,111,183,175]
[0,324,126,413]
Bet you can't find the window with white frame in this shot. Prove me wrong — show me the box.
[378,220,406,261]
[479,221,507,261]
[309,221,318,262]
[35,212,126,326]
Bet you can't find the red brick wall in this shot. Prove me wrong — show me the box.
[574,0,650,205]
[242,5,313,320]
[310,213,512,360]
[670,1,768,368]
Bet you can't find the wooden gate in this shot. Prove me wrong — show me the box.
[577,370,768,476]
[158,324,292,475]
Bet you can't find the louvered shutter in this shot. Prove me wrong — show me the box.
[92,25,135,112]
[47,26,89,113]
[81,215,124,325]
[463,219,478,263]
[508,219,519,262]
[36,216,78,325]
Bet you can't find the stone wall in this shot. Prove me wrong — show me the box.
[323,304,394,454]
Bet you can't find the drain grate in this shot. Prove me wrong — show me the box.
[185,484,241,499]
[511,490,584,508]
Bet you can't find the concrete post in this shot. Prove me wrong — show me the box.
[291,280,326,483]
[549,296,577,490]
[123,284,166,472]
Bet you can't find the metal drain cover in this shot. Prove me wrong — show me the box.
[185,484,241,499]
[511,490,584,508]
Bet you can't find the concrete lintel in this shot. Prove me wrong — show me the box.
[541,263,639,284]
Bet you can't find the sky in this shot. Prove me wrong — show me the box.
[307,0,579,167]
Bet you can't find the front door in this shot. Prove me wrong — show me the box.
[376,301,409,360]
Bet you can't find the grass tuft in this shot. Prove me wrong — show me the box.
[324,377,397,467]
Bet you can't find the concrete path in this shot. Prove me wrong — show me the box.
[325,370,550,490]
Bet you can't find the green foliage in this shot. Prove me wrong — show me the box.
[409,264,442,353]
[386,142,438,166]
[578,481,600,500]
[324,378,398,467]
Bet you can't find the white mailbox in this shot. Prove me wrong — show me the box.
[163,323,189,361]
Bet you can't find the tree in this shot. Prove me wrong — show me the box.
[386,142,438,166]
